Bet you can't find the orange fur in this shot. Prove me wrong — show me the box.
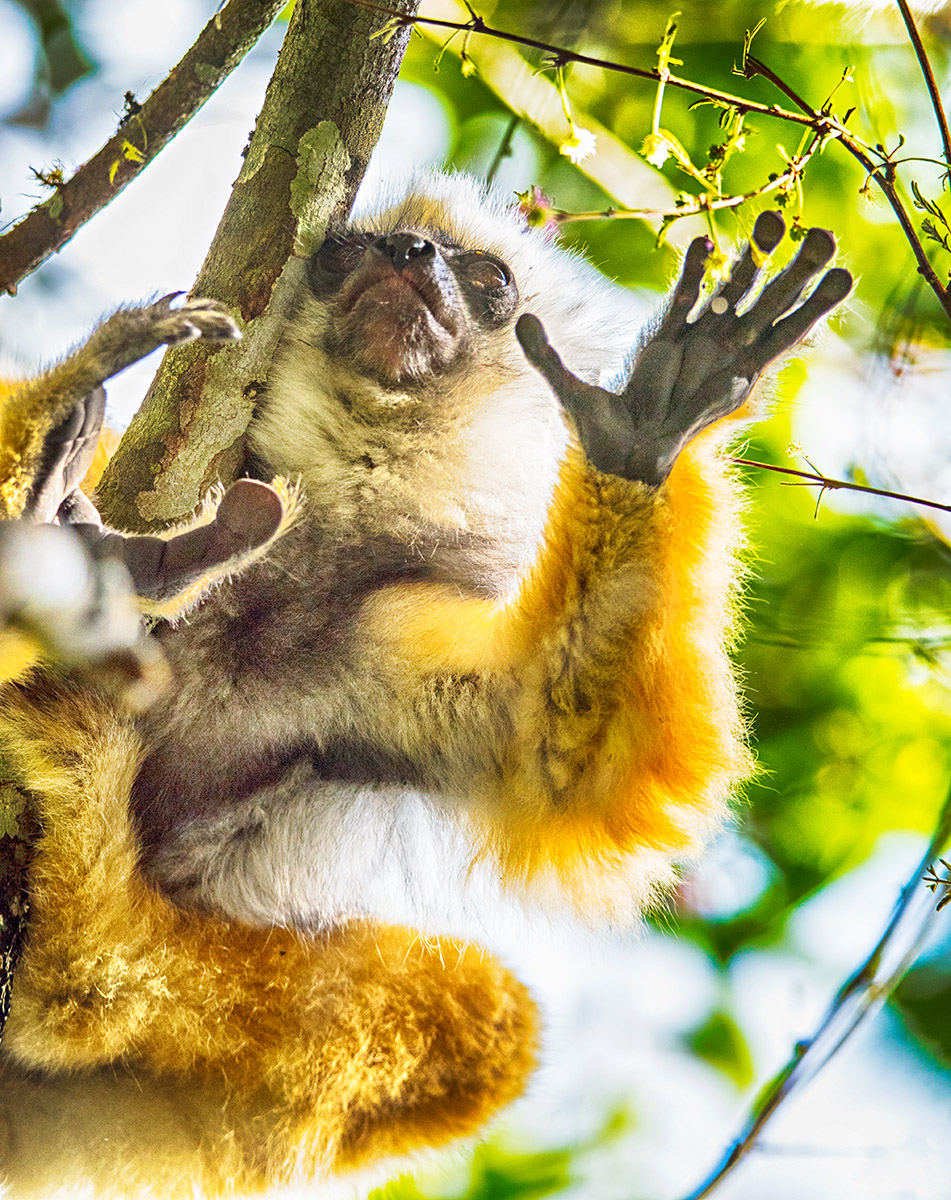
[364,425,750,912]
[0,679,536,1197]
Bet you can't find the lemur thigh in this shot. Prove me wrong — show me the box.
[0,679,535,1195]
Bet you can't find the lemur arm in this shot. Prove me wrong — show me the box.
[363,215,852,904]
[0,298,285,685]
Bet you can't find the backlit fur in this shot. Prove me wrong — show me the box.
[0,172,752,1197]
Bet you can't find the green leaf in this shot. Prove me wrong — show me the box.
[684,1009,755,1088]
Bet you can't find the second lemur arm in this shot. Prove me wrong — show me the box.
[0,297,285,685]
[362,215,852,897]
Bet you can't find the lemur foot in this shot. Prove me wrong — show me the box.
[23,298,240,524]
[517,212,853,485]
[141,294,242,347]
[23,386,106,523]
[4,294,279,700]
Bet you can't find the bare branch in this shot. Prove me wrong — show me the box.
[348,0,817,127]
[0,0,287,297]
[731,456,951,517]
[896,0,951,171]
[680,784,951,1200]
[350,3,951,322]
[552,135,822,226]
[742,55,951,320]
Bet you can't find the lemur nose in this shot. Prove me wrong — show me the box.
[373,233,435,269]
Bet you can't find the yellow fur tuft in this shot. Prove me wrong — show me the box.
[0,680,537,1197]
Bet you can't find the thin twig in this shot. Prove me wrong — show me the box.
[680,782,951,1200]
[0,0,286,296]
[731,457,951,516]
[486,0,581,183]
[555,137,822,224]
[486,114,521,184]
[741,53,950,318]
[896,0,951,170]
[349,2,951,321]
[348,0,817,127]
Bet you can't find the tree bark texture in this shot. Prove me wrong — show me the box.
[98,0,421,532]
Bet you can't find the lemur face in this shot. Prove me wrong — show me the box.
[306,228,519,386]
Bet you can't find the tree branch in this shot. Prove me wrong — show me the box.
[896,0,951,171]
[347,0,817,127]
[350,3,951,322]
[731,456,951,517]
[741,55,951,320]
[0,0,287,297]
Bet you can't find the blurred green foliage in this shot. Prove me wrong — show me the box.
[372,1143,576,1200]
[894,942,951,1067]
[684,1008,756,1088]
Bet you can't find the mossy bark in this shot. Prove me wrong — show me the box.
[98,0,421,532]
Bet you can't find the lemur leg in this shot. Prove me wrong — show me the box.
[1,297,285,682]
[0,680,536,1189]
[22,384,106,522]
[1,296,241,521]
[517,212,853,484]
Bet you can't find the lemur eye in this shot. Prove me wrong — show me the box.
[451,250,518,326]
[306,234,373,296]
[315,236,370,274]
[456,252,512,291]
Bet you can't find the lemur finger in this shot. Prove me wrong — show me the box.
[516,313,598,416]
[708,211,786,315]
[209,480,285,553]
[58,488,103,527]
[752,210,786,254]
[738,227,836,336]
[515,314,571,385]
[660,236,713,333]
[745,267,853,368]
[22,386,106,522]
[518,314,641,477]
[118,480,284,601]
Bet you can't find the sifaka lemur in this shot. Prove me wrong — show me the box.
[0,173,851,1199]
